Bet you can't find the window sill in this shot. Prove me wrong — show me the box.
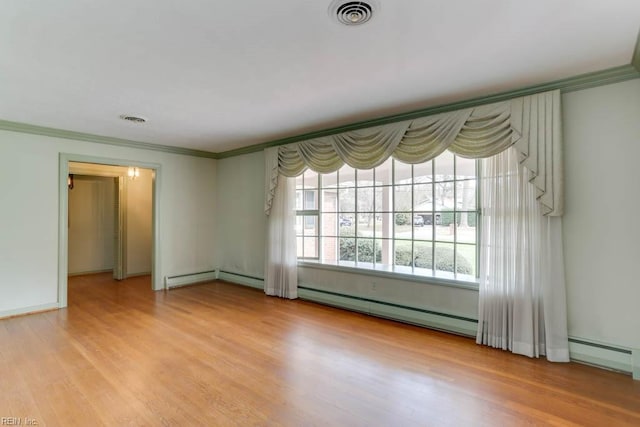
[297,260,479,291]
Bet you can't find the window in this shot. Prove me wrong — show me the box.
[295,153,479,281]
[295,170,319,259]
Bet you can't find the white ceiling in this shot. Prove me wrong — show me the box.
[1,1,639,153]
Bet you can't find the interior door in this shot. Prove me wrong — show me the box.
[113,176,126,280]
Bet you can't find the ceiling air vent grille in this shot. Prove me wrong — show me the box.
[120,114,147,124]
[331,1,377,26]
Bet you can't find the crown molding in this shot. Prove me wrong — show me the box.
[1,64,638,161]
[217,64,639,159]
[0,119,219,159]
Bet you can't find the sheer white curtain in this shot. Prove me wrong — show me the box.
[264,147,298,299]
[477,147,569,361]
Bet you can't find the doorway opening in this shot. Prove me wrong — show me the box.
[58,155,161,308]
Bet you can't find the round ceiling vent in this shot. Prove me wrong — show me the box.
[119,114,147,124]
[329,1,378,26]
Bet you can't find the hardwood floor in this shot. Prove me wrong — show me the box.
[1,273,639,426]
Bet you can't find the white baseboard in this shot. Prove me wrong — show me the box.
[164,270,219,289]
[125,271,152,278]
[68,268,113,277]
[217,271,264,290]
[298,285,478,337]
[0,302,60,320]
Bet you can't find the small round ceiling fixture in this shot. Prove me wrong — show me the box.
[329,1,378,26]
[119,114,147,124]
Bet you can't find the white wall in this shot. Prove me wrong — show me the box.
[562,79,640,349]
[68,175,115,274]
[214,79,640,351]
[215,151,266,279]
[126,168,153,275]
[0,130,217,315]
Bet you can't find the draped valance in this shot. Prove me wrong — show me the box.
[266,90,562,216]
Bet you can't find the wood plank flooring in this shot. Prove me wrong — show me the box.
[1,273,639,426]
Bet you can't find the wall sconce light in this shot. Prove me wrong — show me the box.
[68,174,74,190]
[127,167,140,180]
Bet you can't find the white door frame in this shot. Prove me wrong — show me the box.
[59,153,162,308]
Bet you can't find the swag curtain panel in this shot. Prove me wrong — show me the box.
[264,90,569,360]
[273,90,562,216]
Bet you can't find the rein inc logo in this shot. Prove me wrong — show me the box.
[1,418,38,426]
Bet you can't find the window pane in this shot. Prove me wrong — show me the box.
[414,161,433,183]
[323,171,338,188]
[435,215,455,242]
[339,164,356,187]
[414,241,433,270]
[434,242,455,274]
[357,238,377,264]
[358,213,374,237]
[321,189,338,212]
[296,236,303,257]
[321,213,337,236]
[456,243,476,276]
[414,184,432,211]
[303,216,317,236]
[434,181,455,210]
[303,237,318,258]
[394,185,412,211]
[377,238,393,267]
[434,151,454,181]
[339,188,355,212]
[374,158,393,186]
[339,218,355,237]
[457,213,477,244]
[295,174,304,189]
[295,190,303,210]
[394,240,412,267]
[394,214,412,239]
[303,169,318,188]
[339,238,355,261]
[304,189,317,210]
[357,168,374,186]
[394,160,412,184]
[413,213,432,240]
[375,186,391,212]
[321,237,338,263]
[456,156,476,180]
[456,180,476,210]
[357,187,374,212]
[374,212,392,239]
[295,215,303,235]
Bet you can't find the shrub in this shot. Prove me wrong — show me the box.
[339,238,381,262]
[394,245,472,274]
[395,213,410,225]
[438,210,477,227]
[339,237,472,274]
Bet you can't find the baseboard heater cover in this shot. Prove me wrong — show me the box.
[568,338,638,379]
[164,270,219,289]
[217,271,264,290]
[298,285,478,337]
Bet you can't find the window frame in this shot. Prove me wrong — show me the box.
[296,155,481,286]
